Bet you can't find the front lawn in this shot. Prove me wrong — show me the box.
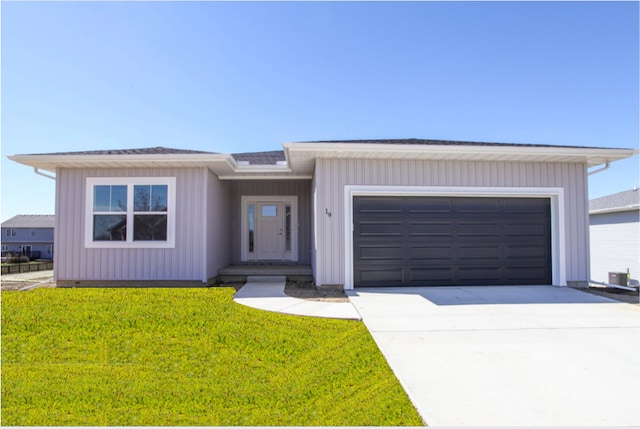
[1,288,423,426]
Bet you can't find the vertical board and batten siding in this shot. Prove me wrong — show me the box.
[589,210,640,285]
[310,173,318,279]
[312,158,589,286]
[230,180,312,265]
[206,170,232,280]
[55,167,209,282]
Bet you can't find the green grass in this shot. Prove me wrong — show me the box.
[1,288,423,426]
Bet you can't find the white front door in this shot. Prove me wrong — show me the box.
[256,202,285,260]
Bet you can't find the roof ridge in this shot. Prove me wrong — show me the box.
[294,138,613,150]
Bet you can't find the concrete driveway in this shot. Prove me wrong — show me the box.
[348,286,640,427]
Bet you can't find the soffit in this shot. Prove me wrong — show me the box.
[283,143,638,168]
[7,153,312,179]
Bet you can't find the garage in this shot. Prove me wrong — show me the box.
[353,196,552,287]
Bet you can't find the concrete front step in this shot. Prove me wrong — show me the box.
[218,265,313,283]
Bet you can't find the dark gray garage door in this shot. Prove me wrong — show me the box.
[353,196,552,287]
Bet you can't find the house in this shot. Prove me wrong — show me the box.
[589,188,639,286]
[1,215,55,260]
[7,139,636,289]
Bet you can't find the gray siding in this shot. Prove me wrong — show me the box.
[55,167,210,282]
[2,227,54,244]
[230,180,312,264]
[589,210,640,285]
[312,158,589,287]
[206,170,232,280]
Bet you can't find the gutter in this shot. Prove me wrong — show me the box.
[33,167,56,180]
[587,162,610,176]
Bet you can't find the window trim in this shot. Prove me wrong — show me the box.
[6,228,16,237]
[30,228,37,237]
[85,177,176,249]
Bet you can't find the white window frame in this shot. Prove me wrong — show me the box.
[1,244,8,252]
[85,177,176,249]
[6,228,16,237]
[343,185,566,290]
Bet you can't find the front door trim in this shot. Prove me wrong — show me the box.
[343,186,566,290]
[241,195,298,262]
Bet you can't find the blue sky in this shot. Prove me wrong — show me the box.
[2,1,638,222]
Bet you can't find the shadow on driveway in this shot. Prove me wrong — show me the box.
[351,284,629,305]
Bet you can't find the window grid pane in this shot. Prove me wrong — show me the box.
[248,204,255,252]
[93,215,127,241]
[133,215,168,241]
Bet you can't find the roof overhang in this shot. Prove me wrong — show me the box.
[7,152,311,180]
[8,142,637,180]
[283,142,638,170]
[589,204,640,215]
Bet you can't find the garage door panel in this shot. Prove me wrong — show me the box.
[354,196,551,287]
[458,245,500,260]
[359,221,403,236]
[457,199,501,213]
[505,223,548,237]
[408,198,453,213]
[408,222,453,236]
[458,267,501,281]
[357,197,404,213]
[504,266,550,282]
[408,268,453,282]
[458,223,500,236]
[359,268,404,283]
[506,245,548,259]
[408,245,453,260]
[505,199,549,214]
[359,245,404,260]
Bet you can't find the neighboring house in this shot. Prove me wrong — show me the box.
[1,215,55,260]
[7,139,636,289]
[589,188,640,286]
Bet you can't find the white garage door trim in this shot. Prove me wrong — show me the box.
[343,186,566,290]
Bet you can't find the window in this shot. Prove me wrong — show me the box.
[46,245,53,255]
[285,204,291,252]
[85,177,176,248]
[30,228,37,237]
[5,228,16,237]
[1,244,8,252]
[248,204,255,252]
[261,205,277,217]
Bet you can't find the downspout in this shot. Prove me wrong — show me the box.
[587,162,610,176]
[33,167,56,180]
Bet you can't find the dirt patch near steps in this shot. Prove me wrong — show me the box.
[285,280,349,302]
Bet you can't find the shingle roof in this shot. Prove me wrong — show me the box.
[299,138,604,150]
[589,188,640,212]
[232,150,286,165]
[1,215,55,228]
[28,146,217,156]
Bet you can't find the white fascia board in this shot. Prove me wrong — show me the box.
[589,205,640,215]
[8,153,234,172]
[8,152,299,177]
[218,175,312,180]
[283,142,637,166]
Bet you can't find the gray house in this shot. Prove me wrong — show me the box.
[1,215,55,260]
[589,188,639,286]
[7,139,636,289]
